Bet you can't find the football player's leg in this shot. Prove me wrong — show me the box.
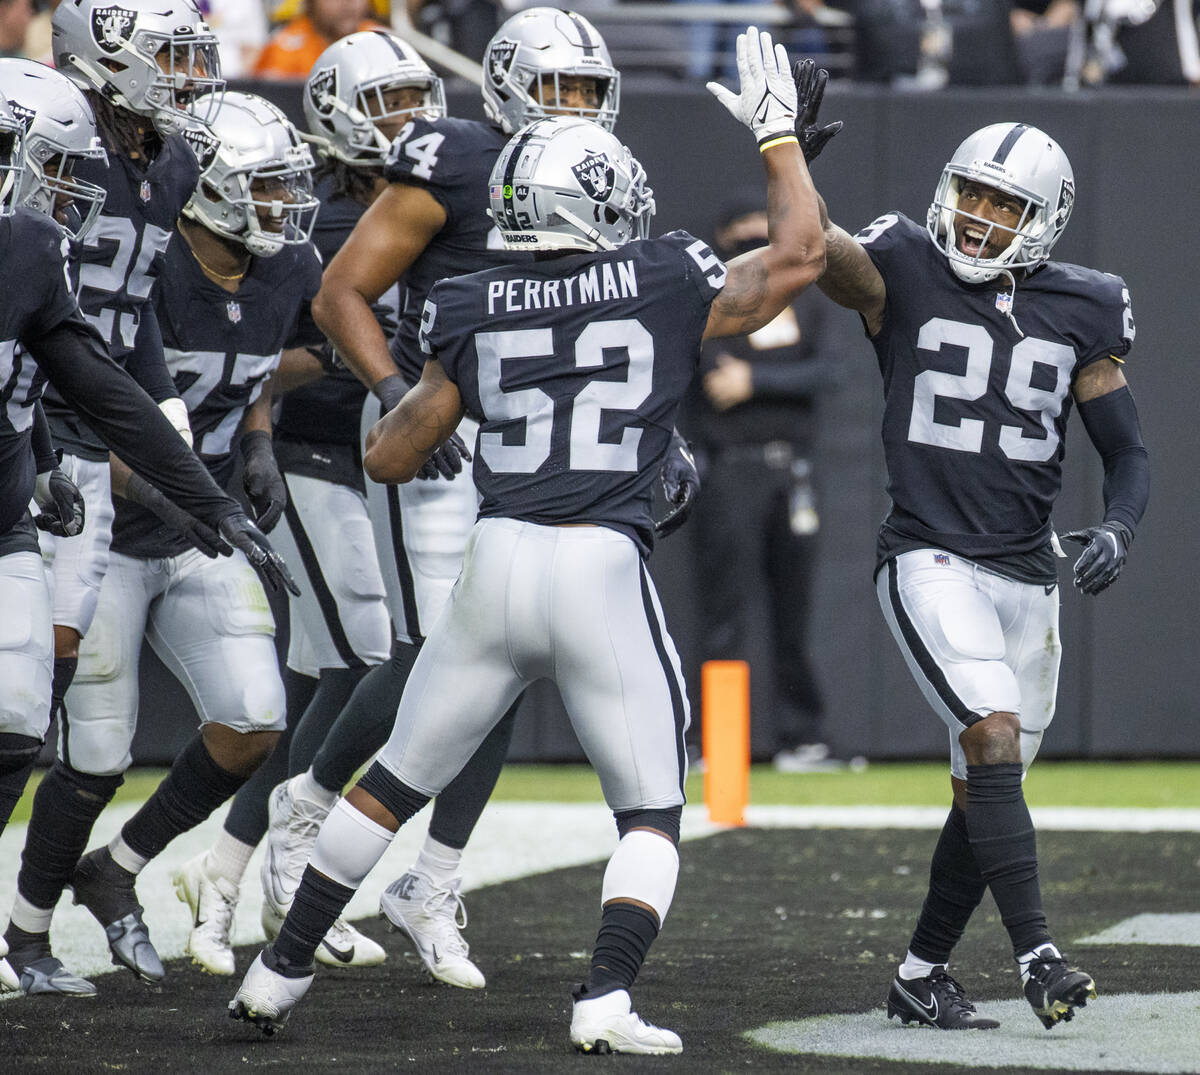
[7,550,150,992]
[550,528,686,1054]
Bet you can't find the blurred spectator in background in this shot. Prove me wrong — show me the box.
[407,0,500,61]
[268,0,391,23]
[1011,0,1080,83]
[254,0,385,78]
[200,0,270,79]
[1095,0,1200,84]
[0,0,33,58]
[682,196,841,771]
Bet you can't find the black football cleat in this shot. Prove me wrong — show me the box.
[1021,945,1097,1029]
[70,848,164,983]
[887,968,1000,1030]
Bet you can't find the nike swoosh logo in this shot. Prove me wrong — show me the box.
[898,982,938,1021]
[320,940,355,964]
[1044,582,1057,595]
[755,98,773,125]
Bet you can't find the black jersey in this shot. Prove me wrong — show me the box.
[859,212,1135,568]
[42,134,200,459]
[0,210,79,543]
[421,231,725,555]
[383,116,526,382]
[112,238,324,558]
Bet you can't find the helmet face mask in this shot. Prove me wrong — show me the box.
[183,92,318,257]
[0,59,108,240]
[0,99,24,218]
[482,7,619,134]
[489,116,653,253]
[304,30,445,167]
[52,0,225,136]
[926,122,1075,284]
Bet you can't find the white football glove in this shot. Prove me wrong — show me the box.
[706,27,798,146]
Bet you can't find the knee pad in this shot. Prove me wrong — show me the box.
[601,829,680,926]
[614,806,682,845]
[54,759,125,803]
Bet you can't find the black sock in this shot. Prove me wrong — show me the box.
[273,865,355,969]
[965,762,1051,958]
[51,656,77,725]
[311,645,419,793]
[583,903,660,997]
[14,761,123,912]
[288,666,370,776]
[120,735,245,861]
[0,733,41,835]
[428,700,518,849]
[909,802,987,965]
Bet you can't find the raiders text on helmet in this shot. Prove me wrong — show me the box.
[182,91,318,257]
[927,122,1075,284]
[303,30,445,167]
[0,96,23,216]
[0,59,108,240]
[52,0,224,136]
[488,116,653,252]
[482,7,619,134]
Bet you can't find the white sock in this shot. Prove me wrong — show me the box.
[108,834,148,875]
[294,768,338,810]
[412,834,463,887]
[9,893,54,935]
[898,951,943,981]
[205,830,255,887]
[310,799,395,889]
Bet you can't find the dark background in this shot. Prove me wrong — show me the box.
[118,81,1197,765]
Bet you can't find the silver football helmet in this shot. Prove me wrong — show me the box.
[182,92,318,258]
[0,59,108,240]
[489,117,653,253]
[482,7,619,134]
[304,30,445,167]
[927,122,1075,284]
[0,96,23,217]
[52,0,224,136]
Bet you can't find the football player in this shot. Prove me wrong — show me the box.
[259,7,699,993]
[812,115,1147,1029]
[3,0,230,995]
[228,30,827,1052]
[7,91,318,998]
[0,96,292,995]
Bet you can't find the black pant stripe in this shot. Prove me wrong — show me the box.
[385,483,423,643]
[639,562,688,796]
[885,558,981,729]
[282,492,366,670]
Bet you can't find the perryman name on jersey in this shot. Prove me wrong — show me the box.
[485,257,641,315]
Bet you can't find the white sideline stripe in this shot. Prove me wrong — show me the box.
[2,801,1197,989]
[746,993,1200,1073]
[1077,914,1200,947]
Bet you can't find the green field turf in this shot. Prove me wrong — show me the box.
[9,758,1200,828]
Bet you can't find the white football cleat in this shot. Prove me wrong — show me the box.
[173,852,239,976]
[569,988,683,1055]
[260,776,331,926]
[379,871,485,989]
[228,950,313,1037]
[0,936,20,992]
[261,901,385,969]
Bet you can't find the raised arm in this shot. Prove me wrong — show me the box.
[818,200,888,337]
[702,29,825,341]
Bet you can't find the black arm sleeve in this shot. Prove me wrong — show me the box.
[749,356,842,400]
[30,402,59,475]
[23,312,240,527]
[124,304,177,404]
[1077,385,1149,535]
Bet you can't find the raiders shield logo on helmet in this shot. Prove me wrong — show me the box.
[307,68,337,117]
[487,40,517,87]
[91,6,136,55]
[1055,177,1076,227]
[7,101,35,133]
[181,125,219,174]
[571,153,614,202]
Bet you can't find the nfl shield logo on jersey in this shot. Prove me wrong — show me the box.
[995,291,1013,315]
[933,553,951,566]
[91,6,136,54]
[486,40,517,86]
[139,179,152,203]
[226,301,242,323]
[572,153,614,202]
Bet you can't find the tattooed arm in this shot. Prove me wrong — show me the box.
[816,194,887,336]
[363,359,466,484]
[703,140,826,340]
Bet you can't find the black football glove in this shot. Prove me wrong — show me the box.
[218,511,300,596]
[654,432,700,539]
[1061,521,1133,596]
[792,58,842,165]
[240,430,287,533]
[416,431,472,481]
[33,467,85,538]
[121,471,230,558]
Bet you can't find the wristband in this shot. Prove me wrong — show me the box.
[759,134,800,153]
